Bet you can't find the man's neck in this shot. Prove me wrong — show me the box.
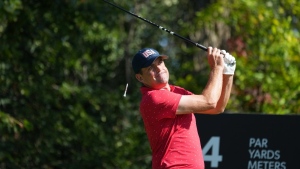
[144,83,170,91]
[159,83,171,91]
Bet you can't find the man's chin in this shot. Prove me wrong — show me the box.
[157,80,169,85]
[156,74,169,82]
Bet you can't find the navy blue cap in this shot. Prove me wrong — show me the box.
[132,48,168,74]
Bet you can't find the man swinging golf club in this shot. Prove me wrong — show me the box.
[132,47,235,169]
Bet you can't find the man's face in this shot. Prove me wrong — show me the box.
[136,57,169,89]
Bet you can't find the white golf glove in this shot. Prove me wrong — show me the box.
[221,50,236,75]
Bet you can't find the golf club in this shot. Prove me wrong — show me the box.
[103,0,237,67]
[102,0,208,51]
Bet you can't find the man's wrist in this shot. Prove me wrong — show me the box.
[223,74,233,77]
[212,66,224,72]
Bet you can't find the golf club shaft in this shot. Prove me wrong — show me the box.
[102,0,208,51]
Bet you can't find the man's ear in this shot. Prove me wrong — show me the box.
[135,74,143,82]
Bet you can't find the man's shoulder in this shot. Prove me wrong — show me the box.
[171,85,193,95]
[140,85,192,96]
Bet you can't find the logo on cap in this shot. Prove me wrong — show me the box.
[142,49,157,58]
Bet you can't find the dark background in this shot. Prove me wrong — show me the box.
[196,114,300,169]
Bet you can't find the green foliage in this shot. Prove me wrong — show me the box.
[194,0,300,114]
[0,0,150,168]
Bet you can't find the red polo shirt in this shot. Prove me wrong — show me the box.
[140,85,204,169]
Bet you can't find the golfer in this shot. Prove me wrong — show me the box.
[132,47,235,169]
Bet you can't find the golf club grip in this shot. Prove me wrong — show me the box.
[102,0,208,52]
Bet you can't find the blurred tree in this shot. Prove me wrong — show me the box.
[0,0,152,168]
[176,0,300,114]
[205,0,300,114]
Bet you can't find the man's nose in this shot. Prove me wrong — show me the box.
[154,65,162,72]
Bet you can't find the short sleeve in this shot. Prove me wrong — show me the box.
[140,89,182,121]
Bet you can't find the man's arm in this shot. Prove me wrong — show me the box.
[177,68,223,114]
[176,47,224,115]
[199,50,236,114]
[198,74,233,114]
[176,49,235,115]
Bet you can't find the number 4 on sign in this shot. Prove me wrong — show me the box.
[202,136,223,168]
